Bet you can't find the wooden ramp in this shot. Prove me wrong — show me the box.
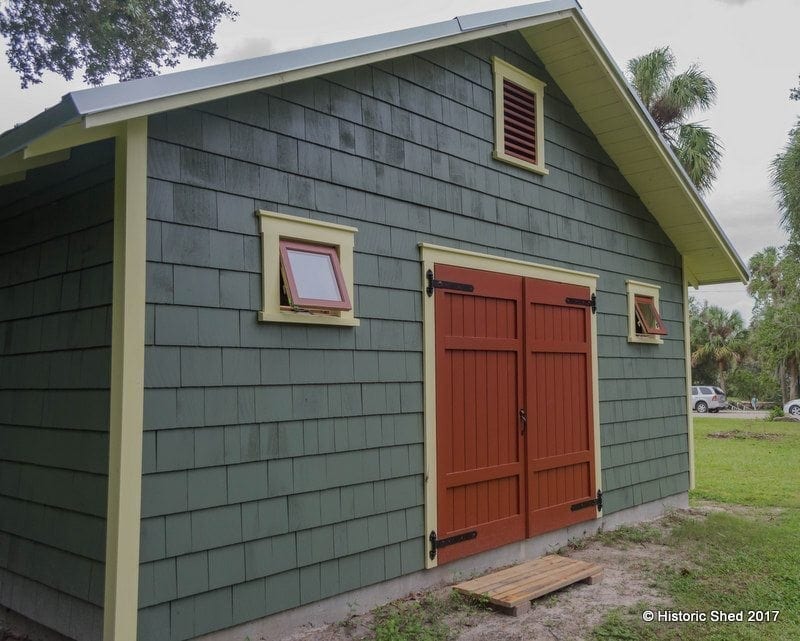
[453,555,603,616]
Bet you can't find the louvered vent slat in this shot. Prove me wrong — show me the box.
[503,78,537,164]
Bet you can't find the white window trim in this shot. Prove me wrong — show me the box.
[626,279,663,344]
[492,56,548,176]
[257,210,359,326]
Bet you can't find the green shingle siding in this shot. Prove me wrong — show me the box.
[0,141,114,641]
[140,30,688,639]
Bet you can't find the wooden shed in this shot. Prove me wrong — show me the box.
[0,2,747,640]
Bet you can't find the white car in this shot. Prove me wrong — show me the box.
[784,398,800,417]
[691,386,726,413]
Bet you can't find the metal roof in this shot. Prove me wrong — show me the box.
[0,0,576,157]
[0,0,748,284]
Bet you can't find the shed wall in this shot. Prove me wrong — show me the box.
[0,141,114,641]
[139,32,688,640]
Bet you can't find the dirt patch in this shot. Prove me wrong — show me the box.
[285,509,713,641]
[707,429,783,440]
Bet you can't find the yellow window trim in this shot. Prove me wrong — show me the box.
[257,210,359,327]
[626,279,664,344]
[492,56,548,176]
[419,243,600,568]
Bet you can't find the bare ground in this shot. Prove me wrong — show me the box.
[284,507,720,641]
[5,505,771,641]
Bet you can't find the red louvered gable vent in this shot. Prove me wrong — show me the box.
[503,78,537,165]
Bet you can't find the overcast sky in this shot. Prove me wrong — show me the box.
[2,0,797,322]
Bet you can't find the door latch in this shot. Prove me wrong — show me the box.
[519,408,527,434]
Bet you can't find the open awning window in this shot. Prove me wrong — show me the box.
[634,295,668,336]
[279,240,352,311]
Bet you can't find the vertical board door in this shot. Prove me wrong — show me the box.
[434,264,526,563]
[524,278,597,535]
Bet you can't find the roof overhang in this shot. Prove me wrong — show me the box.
[0,0,747,285]
[519,16,748,285]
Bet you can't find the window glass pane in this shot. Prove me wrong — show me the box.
[286,249,343,301]
[637,300,660,330]
[701,387,713,394]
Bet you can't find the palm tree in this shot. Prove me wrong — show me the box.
[691,304,747,390]
[627,47,722,192]
[770,119,800,241]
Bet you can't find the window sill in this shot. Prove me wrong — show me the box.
[258,310,360,326]
[628,334,663,345]
[492,150,549,176]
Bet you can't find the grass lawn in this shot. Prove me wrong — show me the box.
[593,417,800,640]
[691,418,800,508]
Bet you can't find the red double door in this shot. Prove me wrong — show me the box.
[434,263,597,563]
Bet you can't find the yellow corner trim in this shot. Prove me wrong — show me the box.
[682,258,695,489]
[258,209,359,326]
[104,117,148,641]
[419,243,601,568]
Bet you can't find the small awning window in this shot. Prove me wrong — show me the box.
[279,240,352,311]
[634,295,668,336]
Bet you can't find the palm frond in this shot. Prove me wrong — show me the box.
[626,46,673,110]
[770,119,800,239]
[674,122,723,192]
[663,64,717,118]
[627,47,722,191]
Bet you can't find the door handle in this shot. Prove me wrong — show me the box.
[519,408,527,435]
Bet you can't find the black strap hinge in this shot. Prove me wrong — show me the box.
[570,489,603,512]
[565,293,596,314]
[429,529,477,559]
[426,269,475,297]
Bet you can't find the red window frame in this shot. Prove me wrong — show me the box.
[279,240,352,311]
[634,295,668,336]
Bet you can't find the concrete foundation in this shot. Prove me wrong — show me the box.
[198,492,689,641]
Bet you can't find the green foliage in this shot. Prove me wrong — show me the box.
[771,120,800,242]
[768,405,785,421]
[726,367,781,403]
[0,0,237,87]
[747,245,800,402]
[690,299,747,389]
[674,122,723,193]
[595,523,663,546]
[371,592,485,641]
[627,46,721,191]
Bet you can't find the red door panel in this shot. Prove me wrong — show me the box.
[435,264,526,563]
[524,278,597,535]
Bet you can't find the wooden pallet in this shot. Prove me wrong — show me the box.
[453,555,603,616]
